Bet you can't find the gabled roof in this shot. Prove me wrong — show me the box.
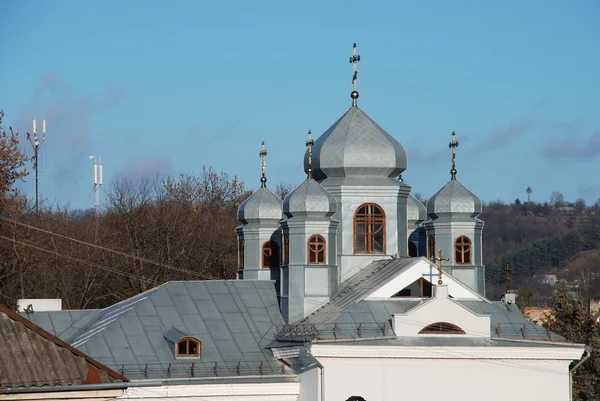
[20,281,291,380]
[274,257,567,344]
[0,304,127,390]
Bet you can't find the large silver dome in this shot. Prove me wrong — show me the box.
[283,179,337,218]
[237,187,283,224]
[407,193,427,226]
[304,106,407,180]
[426,180,482,220]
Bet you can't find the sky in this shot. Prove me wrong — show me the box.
[1,0,599,210]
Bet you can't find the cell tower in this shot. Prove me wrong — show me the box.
[27,118,46,216]
[90,155,103,219]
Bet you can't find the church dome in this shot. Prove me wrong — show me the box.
[426,179,482,219]
[237,187,283,224]
[303,107,407,180]
[283,179,337,218]
[407,193,427,226]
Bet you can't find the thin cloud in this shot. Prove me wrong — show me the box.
[17,73,125,153]
[481,120,533,149]
[542,131,600,160]
[114,156,173,181]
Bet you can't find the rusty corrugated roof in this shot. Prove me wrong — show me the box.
[0,304,127,389]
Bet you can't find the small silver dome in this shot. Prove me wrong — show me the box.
[426,180,482,219]
[237,187,283,224]
[304,106,407,180]
[407,193,426,226]
[283,179,337,218]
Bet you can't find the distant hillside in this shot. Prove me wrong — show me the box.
[482,200,600,303]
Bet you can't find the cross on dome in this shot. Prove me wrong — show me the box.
[306,130,314,179]
[349,43,361,107]
[449,131,459,180]
[259,141,268,187]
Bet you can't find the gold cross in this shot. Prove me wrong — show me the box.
[430,248,449,285]
[349,43,360,106]
[449,131,459,180]
[259,141,268,187]
[505,263,512,294]
[306,130,314,179]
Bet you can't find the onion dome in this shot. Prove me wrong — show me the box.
[426,180,482,220]
[283,179,337,218]
[407,193,427,226]
[237,187,283,224]
[303,107,407,180]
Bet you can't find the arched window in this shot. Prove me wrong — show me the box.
[455,236,472,264]
[418,322,465,335]
[308,234,326,264]
[354,203,385,254]
[408,241,418,257]
[238,241,244,268]
[262,241,280,269]
[283,235,290,265]
[176,337,202,358]
[427,236,435,259]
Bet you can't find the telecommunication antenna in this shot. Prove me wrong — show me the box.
[27,118,46,216]
[89,155,103,220]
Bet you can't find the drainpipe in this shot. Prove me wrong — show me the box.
[315,361,325,401]
[570,347,592,401]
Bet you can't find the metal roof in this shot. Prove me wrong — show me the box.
[0,304,126,390]
[283,178,337,218]
[304,106,407,180]
[426,179,482,219]
[237,187,283,224]
[273,257,566,344]
[20,281,292,380]
[407,192,427,225]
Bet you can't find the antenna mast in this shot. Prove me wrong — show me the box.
[28,118,46,216]
[90,155,103,220]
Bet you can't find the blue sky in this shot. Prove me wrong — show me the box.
[1,0,599,210]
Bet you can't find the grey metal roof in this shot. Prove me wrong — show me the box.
[426,179,482,219]
[300,257,419,325]
[0,305,125,389]
[21,281,291,380]
[283,178,337,218]
[304,106,407,180]
[237,187,283,224]
[407,193,426,225]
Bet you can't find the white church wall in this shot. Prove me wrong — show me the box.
[323,183,406,283]
[118,381,300,401]
[365,259,481,300]
[297,367,320,401]
[313,356,572,401]
[392,286,490,337]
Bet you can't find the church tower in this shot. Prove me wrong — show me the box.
[236,142,283,287]
[303,43,411,282]
[424,132,485,295]
[406,190,427,257]
[280,131,339,323]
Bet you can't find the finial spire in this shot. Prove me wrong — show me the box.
[505,263,512,294]
[430,248,450,285]
[259,141,268,187]
[349,43,360,107]
[449,131,459,180]
[306,130,314,179]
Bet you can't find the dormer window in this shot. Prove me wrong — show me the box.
[418,322,465,335]
[176,337,202,358]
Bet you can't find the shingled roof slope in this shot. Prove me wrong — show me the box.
[0,304,127,390]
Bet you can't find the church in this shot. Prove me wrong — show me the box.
[18,44,586,401]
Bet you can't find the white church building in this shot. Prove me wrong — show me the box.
[18,44,586,401]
